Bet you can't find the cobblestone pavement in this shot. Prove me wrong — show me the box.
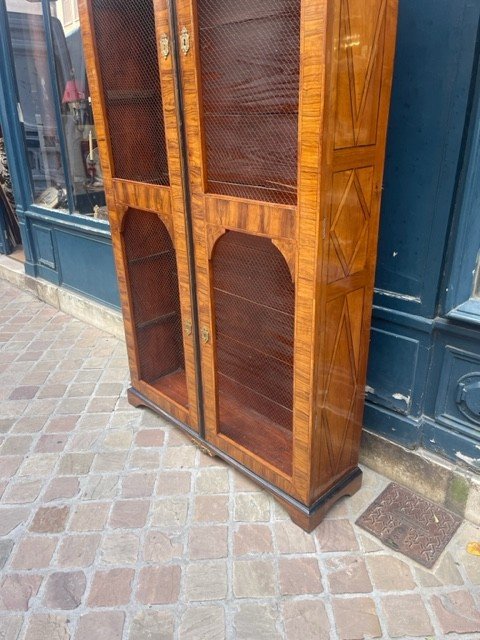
[0,278,479,640]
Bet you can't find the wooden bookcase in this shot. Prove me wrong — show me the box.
[79,0,398,530]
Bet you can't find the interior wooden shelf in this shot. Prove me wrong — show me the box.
[219,390,293,476]
[149,369,188,408]
[106,89,157,103]
[207,180,297,206]
[136,312,177,331]
[114,172,169,185]
[129,250,170,266]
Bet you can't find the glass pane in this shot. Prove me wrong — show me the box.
[7,0,69,211]
[197,0,301,205]
[6,0,107,217]
[90,0,169,185]
[47,0,107,217]
[474,257,480,299]
[0,125,22,247]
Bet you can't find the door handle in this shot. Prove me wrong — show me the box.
[180,26,190,55]
[184,319,192,336]
[201,327,210,344]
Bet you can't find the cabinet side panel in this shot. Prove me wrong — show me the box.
[334,0,387,149]
[289,0,329,503]
[311,0,398,501]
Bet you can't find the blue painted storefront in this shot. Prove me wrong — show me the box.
[0,0,479,468]
[366,0,480,470]
[0,0,120,308]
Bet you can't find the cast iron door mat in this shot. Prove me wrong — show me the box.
[356,482,462,568]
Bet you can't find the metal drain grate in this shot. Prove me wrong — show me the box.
[356,482,462,568]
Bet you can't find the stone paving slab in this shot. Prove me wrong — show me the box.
[0,279,479,640]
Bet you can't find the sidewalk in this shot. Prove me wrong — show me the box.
[0,278,479,640]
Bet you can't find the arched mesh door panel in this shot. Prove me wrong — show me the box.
[212,231,294,474]
[123,209,187,407]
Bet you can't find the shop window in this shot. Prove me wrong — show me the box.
[444,64,480,325]
[6,0,106,220]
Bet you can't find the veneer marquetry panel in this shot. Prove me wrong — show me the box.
[334,0,387,149]
[205,196,296,241]
[322,288,365,470]
[328,167,374,283]
[113,181,172,216]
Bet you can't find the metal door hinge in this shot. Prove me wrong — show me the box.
[180,26,190,55]
[160,33,170,60]
[201,327,210,344]
[184,319,192,336]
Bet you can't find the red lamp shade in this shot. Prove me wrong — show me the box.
[62,79,84,104]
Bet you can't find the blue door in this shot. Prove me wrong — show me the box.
[365,0,480,468]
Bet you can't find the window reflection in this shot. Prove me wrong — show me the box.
[7,1,69,209]
[6,0,106,219]
[474,257,480,299]
[52,0,106,216]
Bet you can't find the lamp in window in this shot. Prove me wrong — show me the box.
[62,75,86,124]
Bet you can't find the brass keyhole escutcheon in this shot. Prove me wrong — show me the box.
[184,319,192,336]
[180,26,190,55]
[201,327,210,344]
[160,33,169,60]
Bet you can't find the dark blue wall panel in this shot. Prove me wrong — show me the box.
[55,228,119,309]
[32,224,56,269]
[434,346,480,437]
[374,0,480,317]
[365,0,480,465]
[422,323,480,469]
[365,312,434,449]
[367,328,418,416]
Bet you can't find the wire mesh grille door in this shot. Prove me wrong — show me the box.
[195,0,301,473]
[91,0,169,184]
[196,0,300,205]
[123,210,188,408]
[211,233,295,474]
